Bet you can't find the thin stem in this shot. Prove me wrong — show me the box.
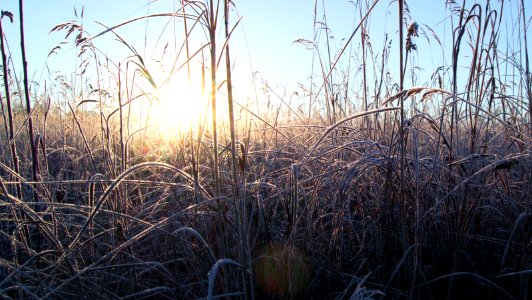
[0,12,21,200]
[209,0,219,198]
[18,0,40,205]
[520,0,532,134]
[398,0,405,204]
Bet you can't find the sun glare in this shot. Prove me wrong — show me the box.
[148,75,207,138]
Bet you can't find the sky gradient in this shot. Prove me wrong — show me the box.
[1,1,531,99]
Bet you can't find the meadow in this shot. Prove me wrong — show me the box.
[0,0,531,299]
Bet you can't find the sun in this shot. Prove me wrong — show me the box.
[148,73,208,138]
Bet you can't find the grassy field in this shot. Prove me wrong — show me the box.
[0,0,531,299]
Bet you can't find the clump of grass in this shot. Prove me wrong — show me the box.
[1,0,531,299]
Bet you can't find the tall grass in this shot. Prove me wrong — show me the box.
[0,0,531,299]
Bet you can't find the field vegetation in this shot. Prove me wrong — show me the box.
[0,0,531,299]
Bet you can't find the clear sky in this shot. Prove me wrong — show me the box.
[1,1,531,99]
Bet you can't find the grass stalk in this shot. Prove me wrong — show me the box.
[398,0,405,206]
[223,0,252,298]
[0,11,21,200]
[208,0,220,198]
[118,63,125,173]
[18,0,40,205]
[206,5,231,295]
[520,0,532,135]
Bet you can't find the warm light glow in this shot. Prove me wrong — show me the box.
[148,73,208,138]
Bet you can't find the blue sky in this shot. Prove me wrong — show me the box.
[1,1,531,98]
